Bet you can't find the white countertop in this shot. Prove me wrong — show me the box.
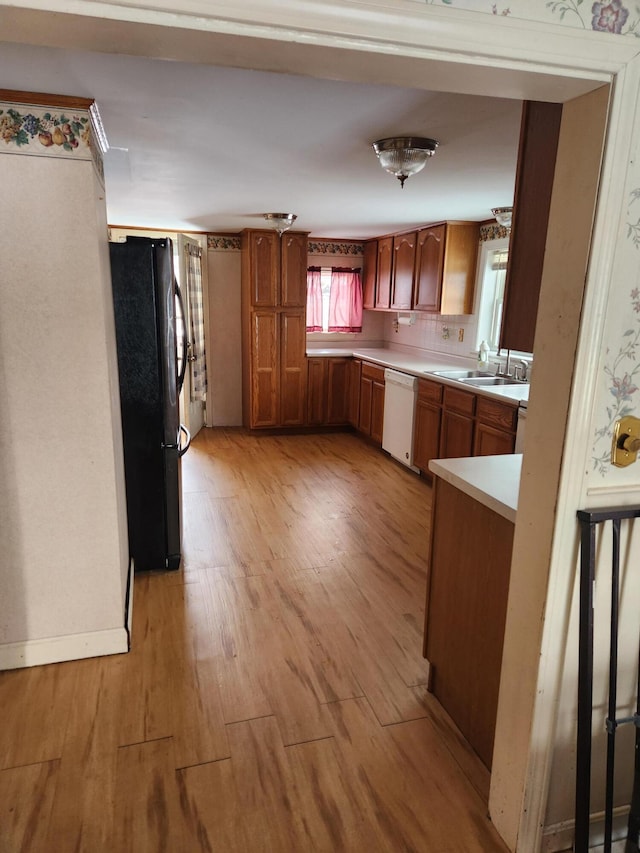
[306,346,529,405]
[429,454,522,523]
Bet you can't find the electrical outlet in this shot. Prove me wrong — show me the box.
[458,328,464,342]
[442,325,450,340]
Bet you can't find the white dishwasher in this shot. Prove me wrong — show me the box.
[382,369,419,471]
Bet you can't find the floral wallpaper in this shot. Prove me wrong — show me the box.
[419,0,640,36]
[591,189,640,475]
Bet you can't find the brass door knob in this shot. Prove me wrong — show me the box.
[612,416,640,467]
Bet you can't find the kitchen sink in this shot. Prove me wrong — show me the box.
[429,369,495,379]
[460,376,527,386]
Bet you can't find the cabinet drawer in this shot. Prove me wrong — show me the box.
[443,385,475,416]
[361,362,385,384]
[476,396,518,432]
[417,377,443,404]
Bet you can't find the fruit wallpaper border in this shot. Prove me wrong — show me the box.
[0,101,104,178]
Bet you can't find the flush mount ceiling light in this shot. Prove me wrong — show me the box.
[492,207,513,230]
[263,212,297,236]
[372,137,438,188]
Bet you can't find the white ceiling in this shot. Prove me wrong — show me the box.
[0,41,522,239]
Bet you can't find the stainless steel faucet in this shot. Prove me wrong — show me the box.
[495,349,513,378]
[514,360,529,381]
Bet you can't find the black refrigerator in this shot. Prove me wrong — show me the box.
[109,236,190,572]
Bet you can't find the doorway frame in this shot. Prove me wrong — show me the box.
[4,2,640,848]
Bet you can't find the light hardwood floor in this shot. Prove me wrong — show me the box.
[0,429,509,852]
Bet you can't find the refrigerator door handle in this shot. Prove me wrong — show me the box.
[178,423,191,457]
[175,280,189,394]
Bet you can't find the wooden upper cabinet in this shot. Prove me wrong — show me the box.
[362,240,378,309]
[413,225,445,312]
[375,236,393,309]
[500,101,563,353]
[413,222,479,314]
[281,232,308,308]
[245,230,280,307]
[391,231,417,310]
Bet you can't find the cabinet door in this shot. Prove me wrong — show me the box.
[307,358,327,426]
[440,222,480,315]
[375,236,393,309]
[370,380,385,445]
[251,311,279,427]
[348,359,362,427]
[280,311,306,426]
[247,230,280,307]
[413,225,445,312]
[500,101,562,353]
[391,232,417,310]
[440,410,474,459]
[326,358,350,424]
[473,423,516,456]
[358,375,373,434]
[281,232,308,308]
[413,400,442,473]
[362,241,378,309]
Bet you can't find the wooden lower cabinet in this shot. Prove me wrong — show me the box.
[327,358,350,424]
[424,477,514,769]
[358,362,385,445]
[439,386,475,459]
[306,357,350,426]
[371,379,385,445]
[251,311,278,427]
[306,358,326,426]
[414,380,519,469]
[413,378,443,473]
[473,396,518,456]
[474,422,516,456]
[348,359,362,427]
[280,311,307,426]
[247,309,306,428]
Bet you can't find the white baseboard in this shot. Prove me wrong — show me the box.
[0,627,130,670]
[542,806,630,852]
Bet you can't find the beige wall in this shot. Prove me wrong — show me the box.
[0,152,129,661]
[206,246,243,426]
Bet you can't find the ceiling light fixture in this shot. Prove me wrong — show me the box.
[263,212,297,236]
[492,207,513,230]
[372,136,438,188]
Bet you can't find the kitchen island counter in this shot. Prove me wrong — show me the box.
[424,452,520,770]
[429,454,522,523]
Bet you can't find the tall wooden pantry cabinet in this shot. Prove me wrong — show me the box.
[241,229,308,428]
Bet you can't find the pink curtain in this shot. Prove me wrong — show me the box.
[329,267,362,333]
[306,267,323,332]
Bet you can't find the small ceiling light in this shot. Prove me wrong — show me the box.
[492,207,513,230]
[264,213,297,236]
[372,136,438,188]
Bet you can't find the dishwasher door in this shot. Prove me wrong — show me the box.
[382,369,419,470]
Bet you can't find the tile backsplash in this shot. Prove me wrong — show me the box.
[380,310,480,358]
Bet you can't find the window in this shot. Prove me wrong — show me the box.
[306,266,363,334]
[474,238,510,352]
